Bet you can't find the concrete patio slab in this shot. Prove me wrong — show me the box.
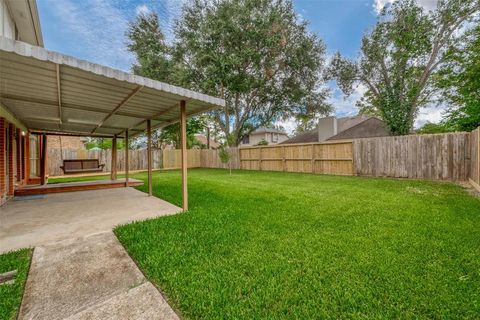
[0,187,181,252]
[18,232,179,320]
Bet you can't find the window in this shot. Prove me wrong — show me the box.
[242,135,250,144]
[271,133,278,143]
[29,135,39,177]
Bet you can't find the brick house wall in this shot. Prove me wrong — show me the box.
[47,136,86,150]
[0,118,6,205]
[1,117,30,205]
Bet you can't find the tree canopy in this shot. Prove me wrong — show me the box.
[126,12,204,149]
[174,0,331,145]
[436,25,480,131]
[329,0,479,135]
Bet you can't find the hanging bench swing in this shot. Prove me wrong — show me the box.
[58,137,105,174]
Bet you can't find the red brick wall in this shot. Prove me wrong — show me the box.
[0,118,5,205]
[7,123,14,196]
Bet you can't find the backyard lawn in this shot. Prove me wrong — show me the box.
[62,169,480,318]
[0,249,31,320]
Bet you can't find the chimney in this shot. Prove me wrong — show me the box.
[318,116,337,142]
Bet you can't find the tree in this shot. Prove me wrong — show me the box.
[127,11,206,149]
[85,138,124,150]
[329,0,479,135]
[175,0,331,146]
[218,134,235,174]
[416,122,451,134]
[126,11,175,82]
[436,26,480,131]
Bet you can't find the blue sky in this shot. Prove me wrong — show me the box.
[36,0,440,131]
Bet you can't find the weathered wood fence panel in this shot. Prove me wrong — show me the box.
[239,141,354,175]
[353,132,471,181]
[200,148,240,169]
[470,127,480,189]
[163,149,201,169]
[48,129,478,183]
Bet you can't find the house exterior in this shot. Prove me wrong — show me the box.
[280,115,390,145]
[1,0,44,205]
[241,127,289,146]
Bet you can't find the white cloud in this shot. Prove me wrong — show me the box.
[48,0,134,71]
[373,0,438,14]
[414,104,446,128]
[275,118,297,136]
[329,84,366,117]
[135,4,151,16]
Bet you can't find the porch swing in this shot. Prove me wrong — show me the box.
[58,137,105,174]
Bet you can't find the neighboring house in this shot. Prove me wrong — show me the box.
[241,127,289,146]
[280,116,390,145]
[194,134,220,149]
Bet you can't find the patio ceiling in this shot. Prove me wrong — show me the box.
[0,36,225,137]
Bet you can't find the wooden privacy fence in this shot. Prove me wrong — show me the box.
[48,147,240,176]
[48,129,480,184]
[239,131,477,182]
[200,148,240,169]
[354,132,471,181]
[239,141,354,175]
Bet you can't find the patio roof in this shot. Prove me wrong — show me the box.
[0,36,225,137]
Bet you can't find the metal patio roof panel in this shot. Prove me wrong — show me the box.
[0,36,225,137]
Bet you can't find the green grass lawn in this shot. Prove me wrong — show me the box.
[58,169,480,318]
[0,249,31,320]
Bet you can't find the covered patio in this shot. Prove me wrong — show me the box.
[0,187,181,253]
[0,36,225,211]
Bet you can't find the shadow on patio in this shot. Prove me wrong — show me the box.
[0,187,181,253]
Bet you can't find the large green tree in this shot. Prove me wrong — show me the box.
[329,0,479,135]
[436,26,480,131]
[126,12,204,149]
[174,0,331,145]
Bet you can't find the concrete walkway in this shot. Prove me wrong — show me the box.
[19,232,179,320]
[0,187,181,252]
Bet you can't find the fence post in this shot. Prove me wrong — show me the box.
[259,147,262,171]
[282,146,286,172]
[477,128,480,183]
[311,144,315,173]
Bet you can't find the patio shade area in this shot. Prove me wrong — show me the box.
[0,187,181,253]
[0,36,224,137]
[0,36,225,210]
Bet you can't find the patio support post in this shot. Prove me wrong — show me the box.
[180,100,188,211]
[40,133,47,185]
[125,129,129,187]
[147,119,152,196]
[111,135,117,180]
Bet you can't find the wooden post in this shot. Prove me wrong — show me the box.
[180,100,188,211]
[282,146,286,172]
[147,119,152,196]
[125,129,129,187]
[477,128,480,183]
[40,133,47,185]
[311,145,315,173]
[111,135,117,180]
[259,147,262,171]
